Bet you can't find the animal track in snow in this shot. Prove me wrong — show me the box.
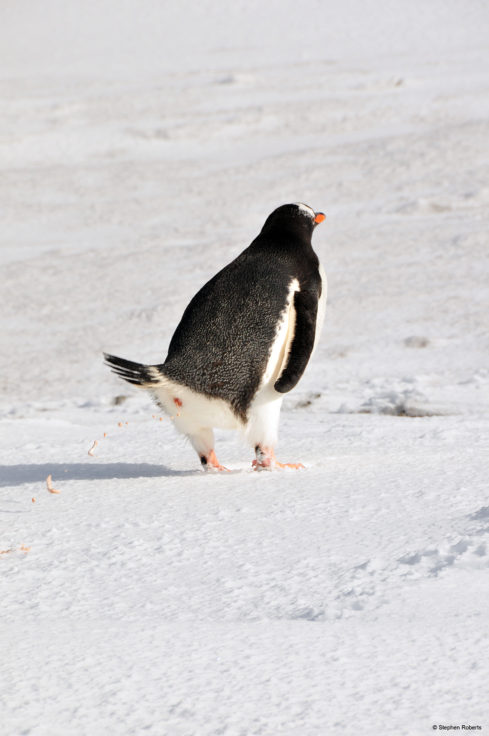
[294,511,489,619]
[392,509,489,587]
[398,536,488,576]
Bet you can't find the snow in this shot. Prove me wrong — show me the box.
[1,1,489,733]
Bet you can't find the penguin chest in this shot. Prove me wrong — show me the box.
[315,262,327,348]
[259,277,300,395]
[255,263,326,402]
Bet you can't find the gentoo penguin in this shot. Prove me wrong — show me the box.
[104,203,326,470]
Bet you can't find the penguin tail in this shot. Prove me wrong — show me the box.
[103,353,165,388]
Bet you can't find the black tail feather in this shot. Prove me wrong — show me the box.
[103,353,163,387]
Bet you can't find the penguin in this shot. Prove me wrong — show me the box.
[104,202,326,470]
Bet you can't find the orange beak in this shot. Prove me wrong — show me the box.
[314,212,326,224]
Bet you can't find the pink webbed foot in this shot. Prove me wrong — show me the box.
[252,446,305,471]
[200,449,230,472]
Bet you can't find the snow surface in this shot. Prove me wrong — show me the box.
[1,1,489,734]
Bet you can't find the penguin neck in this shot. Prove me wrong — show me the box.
[261,223,314,251]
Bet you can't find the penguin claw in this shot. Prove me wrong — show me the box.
[252,447,305,471]
[275,460,305,470]
[252,459,305,471]
[206,464,230,473]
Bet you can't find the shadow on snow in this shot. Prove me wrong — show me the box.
[0,462,197,488]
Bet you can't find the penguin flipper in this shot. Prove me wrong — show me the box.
[273,290,318,394]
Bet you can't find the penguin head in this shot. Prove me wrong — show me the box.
[261,203,326,240]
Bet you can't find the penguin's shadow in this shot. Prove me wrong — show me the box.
[0,462,196,490]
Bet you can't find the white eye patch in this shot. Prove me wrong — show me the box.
[295,202,315,218]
